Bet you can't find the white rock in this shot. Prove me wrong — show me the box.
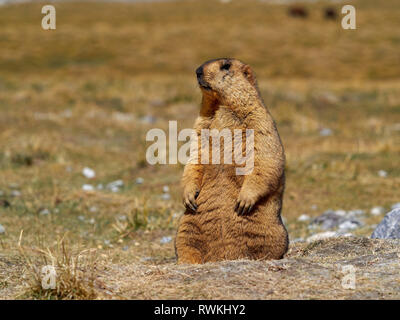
[160,236,172,244]
[370,207,385,216]
[319,128,333,137]
[0,224,5,234]
[39,208,50,216]
[89,206,98,213]
[82,184,94,191]
[298,214,310,222]
[161,193,171,201]
[162,185,170,193]
[339,220,359,232]
[11,190,21,197]
[107,180,124,190]
[135,177,144,184]
[378,170,388,178]
[88,218,95,224]
[306,231,338,242]
[82,167,96,179]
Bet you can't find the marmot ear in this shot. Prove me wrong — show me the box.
[242,64,257,87]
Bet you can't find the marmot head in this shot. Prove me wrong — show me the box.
[195,58,259,105]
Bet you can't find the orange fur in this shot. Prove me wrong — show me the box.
[175,58,288,264]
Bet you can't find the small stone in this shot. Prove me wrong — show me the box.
[107,180,124,190]
[139,115,156,124]
[88,218,95,224]
[307,231,338,242]
[161,193,171,201]
[82,184,94,191]
[135,177,144,184]
[0,224,5,234]
[370,207,385,216]
[82,167,96,179]
[39,208,50,216]
[89,206,98,213]
[10,190,21,197]
[160,236,172,244]
[371,208,400,239]
[104,240,111,246]
[78,215,85,221]
[162,185,170,193]
[338,220,360,232]
[110,186,119,193]
[319,128,333,137]
[378,170,388,178]
[298,214,310,222]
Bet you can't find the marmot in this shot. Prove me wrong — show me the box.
[175,58,288,264]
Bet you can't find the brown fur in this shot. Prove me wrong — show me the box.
[175,58,288,264]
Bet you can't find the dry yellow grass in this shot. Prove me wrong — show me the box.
[0,0,399,299]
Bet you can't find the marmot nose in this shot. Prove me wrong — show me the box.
[196,66,203,79]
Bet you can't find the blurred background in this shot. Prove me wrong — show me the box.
[0,0,399,298]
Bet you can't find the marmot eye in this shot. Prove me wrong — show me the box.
[220,62,231,71]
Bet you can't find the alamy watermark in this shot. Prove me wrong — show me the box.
[41,5,56,30]
[41,265,56,290]
[146,121,254,175]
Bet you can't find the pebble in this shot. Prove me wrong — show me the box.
[160,236,172,244]
[89,206,98,213]
[139,115,157,124]
[0,224,5,234]
[107,180,124,191]
[161,193,171,201]
[82,167,96,179]
[78,215,85,221]
[39,208,50,216]
[306,231,338,242]
[88,218,95,224]
[10,190,21,197]
[297,214,310,222]
[82,184,94,191]
[338,220,360,232]
[378,170,388,178]
[307,231,352,243]
[135,177,144,184]
[162,185,170,193]
[370,207,385,216]
[319,128,333,137]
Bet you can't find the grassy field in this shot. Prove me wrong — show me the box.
[0,0,399,299]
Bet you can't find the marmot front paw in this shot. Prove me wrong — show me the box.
[183,186,200,213]
[235,192,256,215]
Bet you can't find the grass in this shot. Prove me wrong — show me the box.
[0,0,399,299]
